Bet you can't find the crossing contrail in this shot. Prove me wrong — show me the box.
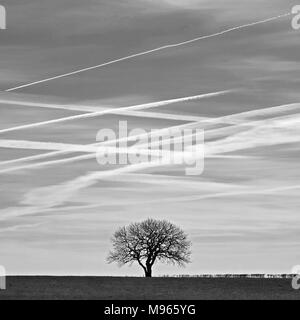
[0,97,210,122]
[2,100,298,168]
[1,102,299,174]
[0,138,195,158]
[0,90,229,134]
[0,89,232,167]
[5,13,291,92]
[41,113,299,206]
[29,124,299,210]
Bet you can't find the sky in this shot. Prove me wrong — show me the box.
[0,0,300,276]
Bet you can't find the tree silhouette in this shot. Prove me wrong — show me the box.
[107,218,191,277]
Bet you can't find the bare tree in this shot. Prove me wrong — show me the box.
[107,218,191,277]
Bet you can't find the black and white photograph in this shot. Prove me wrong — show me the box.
[0,0,300,306]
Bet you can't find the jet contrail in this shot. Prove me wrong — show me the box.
[1,103,299,174]
[0,98,107,112]
[1,113,297,153]
[0,138,194,158]
[0,97,210,122]
[0,90,229,134]
[28,119,299,209]
[0,90,232,166]
[5,13,291,92]
[43,118,299,206]
[1,100,298,169]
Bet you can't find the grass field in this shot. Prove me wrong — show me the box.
[0,276,299,300]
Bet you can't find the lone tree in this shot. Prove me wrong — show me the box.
[107,218,191,277]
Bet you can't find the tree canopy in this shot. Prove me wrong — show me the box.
[107,218,191,277]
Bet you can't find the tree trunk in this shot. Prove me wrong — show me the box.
[145,266,152,277]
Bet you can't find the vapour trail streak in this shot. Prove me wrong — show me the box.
[1,103,299,174]
[0,97,211,122]
[44,114,300,203]
[1,114,299,220]
[0,112,297,153]
[35,124,299,208]
[0,139,196,159]
[5,13,291,92]
[1,102,299,168]
[0,89,232,166]
[1,96,298,168]
[1,112,298,154]
[0,90,228,134]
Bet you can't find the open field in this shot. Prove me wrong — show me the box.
[0,276,300,300]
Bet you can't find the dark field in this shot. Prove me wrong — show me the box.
[0,276,300,300]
